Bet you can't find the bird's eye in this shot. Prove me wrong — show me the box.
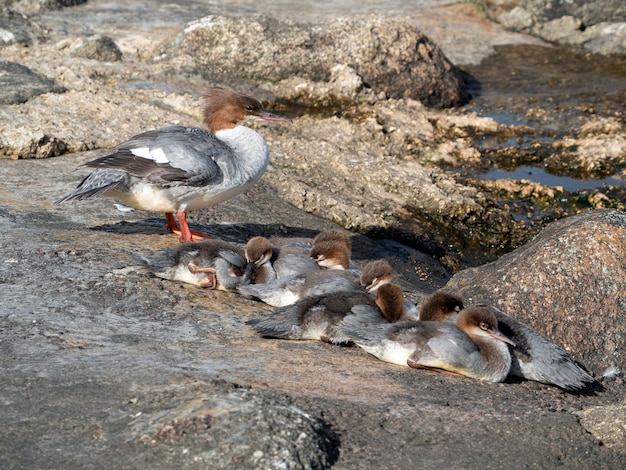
[245,105,255,111]
[479,322,489,330]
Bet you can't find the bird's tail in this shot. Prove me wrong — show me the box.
[55,170,126,205]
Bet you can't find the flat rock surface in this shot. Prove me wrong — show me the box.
[0,60,65,104]
[1,149,626,469]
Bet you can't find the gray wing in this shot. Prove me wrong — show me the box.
[246,303,308,339]
[86,126,233,186]
[480,304,595,390]
[130,248,183,272]
[55,169,128,204]
[274,253,319,278]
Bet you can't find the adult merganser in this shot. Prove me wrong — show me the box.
[238,259,393,307]
[341,306,515,382]
[246,282,409,344]
[55,87,291,242]
[418,291,595,390]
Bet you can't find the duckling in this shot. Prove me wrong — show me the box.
[238,259,393,307]
[341,306,514,382]
[247,283,409,344]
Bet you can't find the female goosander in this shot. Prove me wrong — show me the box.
[132,236,274,289]
[238,259,393,307]
[247,282,410,344]
[341,306,515,382]
[55,87,290,242]
[418,291,595,390]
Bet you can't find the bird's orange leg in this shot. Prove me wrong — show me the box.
[165,212,178,232]
[188,263,218,289]
[164,212,212,243]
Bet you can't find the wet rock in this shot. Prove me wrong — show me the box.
[0,6,35,47]
[0,60,65,104]
[156,14,468,108]
[445,209,626,375]
[477,0,626,55]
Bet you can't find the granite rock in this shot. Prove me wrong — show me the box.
[477,0,626,55]
[156,14,468,108]
[445,209,626,374]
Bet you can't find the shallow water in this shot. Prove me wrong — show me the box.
[484,166,624,192]
[461,45,626,187]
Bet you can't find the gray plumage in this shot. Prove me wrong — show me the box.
[340,307,513,383]
[477,303,596,391]
[131,239,251,289]
[247,283,408,344]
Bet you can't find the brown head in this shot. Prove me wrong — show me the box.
[360,259,394,292]
[312,229,351,252]
[310,240,350,270]
[375,283,406,322]
[418,291,464,321]
[456,307,516,346]
[203,87,290,133]
[245,236,273,267]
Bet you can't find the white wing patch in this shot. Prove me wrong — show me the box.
[131,147,169,164]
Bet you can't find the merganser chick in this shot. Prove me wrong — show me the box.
[476,302,596,391]
[131,239,250,289]
[312,228,351,250]
[219,236,276,284]
[244,236,276,284]
[418,291,464,321]
[247,283,409,344]
[310,229,356,270]
[341,306,515,382]
[418,292,595,390]
[238,259,393,307]
[55,87,291,242]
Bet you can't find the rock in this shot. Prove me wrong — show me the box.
[575,404,626,451]
[0,6,35,47]
[2,153,626,470]
[445,209,626,375]
[156,14,468,108]
[0,60,65,105]
[477,0,626,55]
[66,35,123,62]
[131,386,338,468]
[4,0,87,14]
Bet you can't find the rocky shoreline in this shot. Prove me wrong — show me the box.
[1,1,626,468]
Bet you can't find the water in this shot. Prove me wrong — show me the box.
[483,166,624,192]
